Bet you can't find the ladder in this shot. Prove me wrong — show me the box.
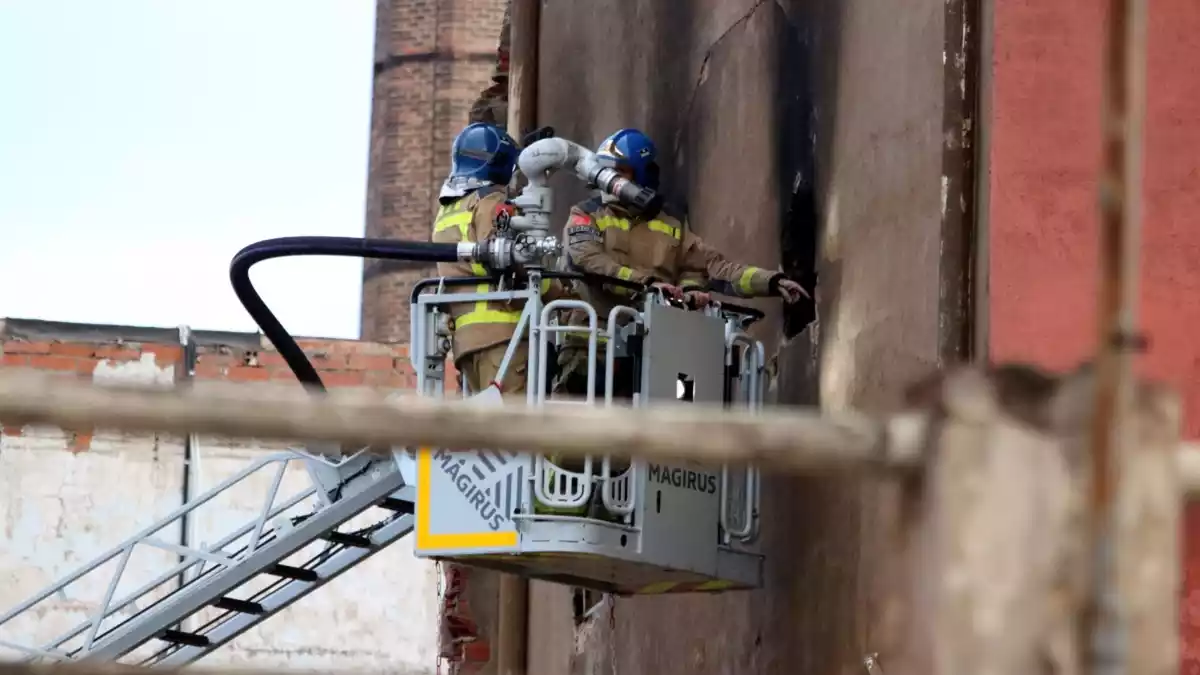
[0,448,415,667]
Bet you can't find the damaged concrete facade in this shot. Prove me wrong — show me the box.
[523,0,975,672]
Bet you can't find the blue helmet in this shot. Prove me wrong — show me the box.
[440,122,519,201]
[595,128,660,191]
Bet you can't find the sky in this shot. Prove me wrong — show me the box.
[0,1,378,339]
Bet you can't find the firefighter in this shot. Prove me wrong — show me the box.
[538,127,810,521]
[431,122,571,396]
[554,127,809,398]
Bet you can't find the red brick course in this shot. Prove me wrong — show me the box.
[1,328,460,450]
[1,337,419,389]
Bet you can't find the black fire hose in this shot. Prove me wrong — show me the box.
[232,236,768,393]
[230,236,461,393]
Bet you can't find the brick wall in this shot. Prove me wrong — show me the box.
[985,0,1200,669]
[360,0,510,343]
[1,331,416,400]
[0,318,442,673]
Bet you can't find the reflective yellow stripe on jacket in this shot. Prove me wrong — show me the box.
[737,267,763,295]
[593,215,681,240]
[591,215,681,296]
[434,202,521,328]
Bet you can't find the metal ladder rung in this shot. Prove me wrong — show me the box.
[211,597,264,615]
[149,507,417,668]
[323,531,374,548]
[158,630,209,648]
[267,564,319,583]
[380,496,415,513]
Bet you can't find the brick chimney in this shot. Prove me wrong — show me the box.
[360,0,511,344]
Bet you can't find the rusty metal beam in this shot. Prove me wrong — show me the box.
[1084,0,1149,670]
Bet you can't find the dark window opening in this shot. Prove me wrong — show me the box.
[572,587,605,624]
[677,373,695,402]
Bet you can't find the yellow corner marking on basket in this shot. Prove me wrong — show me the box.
[416,447,519,551]
[694,579,736,591]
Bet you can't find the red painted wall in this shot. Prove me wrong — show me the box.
[988,0,1200,668]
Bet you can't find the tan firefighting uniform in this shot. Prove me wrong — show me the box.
[557,196,778,380]
[540,196,780,520]
[430,184,570,395]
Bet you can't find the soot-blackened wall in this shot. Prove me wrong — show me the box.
[528,0,974,673]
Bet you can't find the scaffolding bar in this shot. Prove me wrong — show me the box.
[0,369,919,476]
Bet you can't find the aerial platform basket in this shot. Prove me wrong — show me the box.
[404,272,766,596]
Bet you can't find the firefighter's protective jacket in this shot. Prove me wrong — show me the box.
[431,186,571,363]
[561,197,779,336]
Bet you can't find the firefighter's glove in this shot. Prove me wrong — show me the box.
[650,281,684,301]
[769,274,811,304]
[683,290,712,309]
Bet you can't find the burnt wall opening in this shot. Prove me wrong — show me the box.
[775,2,820,341]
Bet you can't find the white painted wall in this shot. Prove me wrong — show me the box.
[0,357,440,673]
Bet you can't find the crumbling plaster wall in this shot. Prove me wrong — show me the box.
[528,0,972,673]
[0,323,440,674]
